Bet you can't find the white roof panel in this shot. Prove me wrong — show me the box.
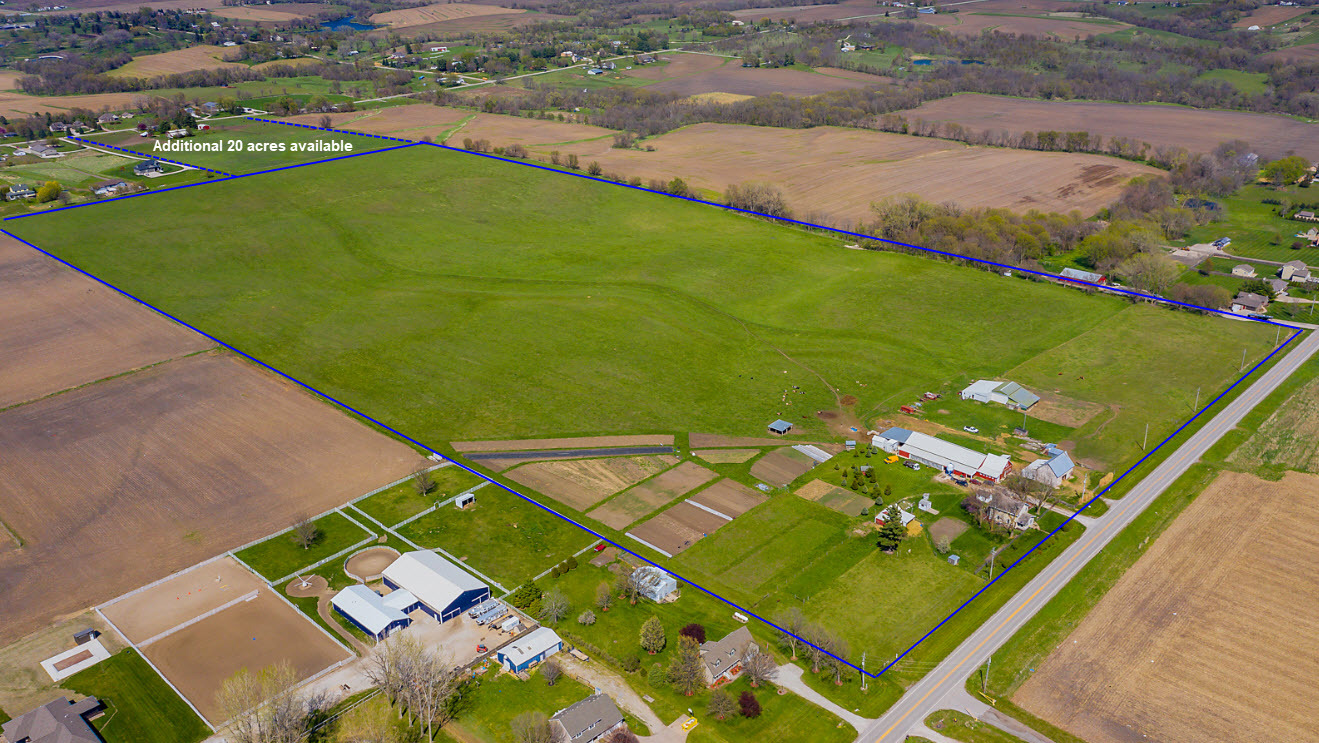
[331,585,408,635]
[382,551,485,613]
[500,627,562,666]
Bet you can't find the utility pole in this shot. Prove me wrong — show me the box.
[861,652,868,691]
[1277,326,1282,347]
[1143,422,1149,450]
[1194,386,1200,412]
[983,654,991,694]
[1241,346,1247,372]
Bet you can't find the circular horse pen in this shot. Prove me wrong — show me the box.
[344,546,401,583]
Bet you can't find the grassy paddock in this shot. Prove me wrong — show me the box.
[355,466,485,526]
[235,510,372,582]
[62,649,210,743]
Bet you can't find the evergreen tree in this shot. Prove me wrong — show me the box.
[640,616,666,654]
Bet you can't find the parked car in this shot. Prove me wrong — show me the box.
[963,426,979,433]
[903,460,921,470]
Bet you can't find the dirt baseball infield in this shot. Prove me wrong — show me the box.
[143,588,350,724]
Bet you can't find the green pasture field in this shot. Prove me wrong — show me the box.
[449,667,594,743]
[354,466,485,526]
[1178,184,1319,262]
[234,510,372,581]
[1196,68,1270,95]
[62,649,209,743]
[80,119,402,175]
[4,145,1274,463]
[396,483,595,587]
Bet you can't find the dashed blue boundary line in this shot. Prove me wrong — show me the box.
[4,116,1307,679]
[69,135,232,176]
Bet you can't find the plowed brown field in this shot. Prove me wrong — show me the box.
[900,93,1319,160]
[0,352,424,646]
[588,461,717,529]
[548,123,1157,220]
[1017,470,1319,743]
[370,2,522,28]
[0,235,212,408]
[109,46,242,78]
[506,455,679,510]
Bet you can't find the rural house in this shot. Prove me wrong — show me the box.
[1299,228,1319,247]
[1279,260,1310,282]
[959,380,1040,410]
[91,179,127,196]
[874,505,916,528]
[381,550,489,623]
[1231,264,1257,278]
[1231,292,1268,314]
[632,565,679,603]
[3,696,103,743]
[699,626,756,686]
[6,184,36,200]
[874,428,1013,483]
[23,143,61,159]
[972,487,1034,531]
[496,626,563,672]
[1022,450,1075,488]
[96,113,117,124]
[1267,277,1289,296]
[551,693,625,743]
[330,584,418,641]
[134,159,164,176]
[1296,210,1317,222]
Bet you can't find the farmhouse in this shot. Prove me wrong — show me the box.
[959,379,1040,410]
[1058,267,1106,285]
[3,696,103,743]
[1021,450,1075,488]
[6,184,36,200]
[1279,260,1310,282]
[381,550,489,623]
[1267,277,1289,296]
[973,487,1035,531]
[700,626,756,686]
[91,179,127,196]
[1299,228,1319,247]
[496,626,563,672]
[873,428,1013,482]
[1231,292,1268,314]
[632,565,679,603]
[330,584,419,641]
[768,419,793,435]
[551,693,625,743]
[1296,210,1317,222]
[1231,264,1257,278]
[96,113,118,124]
[874,505,916,528]
[134,159,164,176]
[23,143,61,159]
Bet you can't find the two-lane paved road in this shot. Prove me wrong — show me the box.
[862,326,1319,742]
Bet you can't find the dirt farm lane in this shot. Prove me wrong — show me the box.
[859,327,1319,742]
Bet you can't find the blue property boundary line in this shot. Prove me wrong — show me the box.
[3,115,1308,678]
[68,135,232,176]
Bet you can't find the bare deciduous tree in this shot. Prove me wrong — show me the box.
[539,587,570,625]
[412,466,436,497]
[595,582,613,611]
[511,711,556,743]
[740,646,777,688]
[541,658,562,686]
[291,516,319,550]
[217,663,307,743]
[363,634,459,740]
[776,607,806,660]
